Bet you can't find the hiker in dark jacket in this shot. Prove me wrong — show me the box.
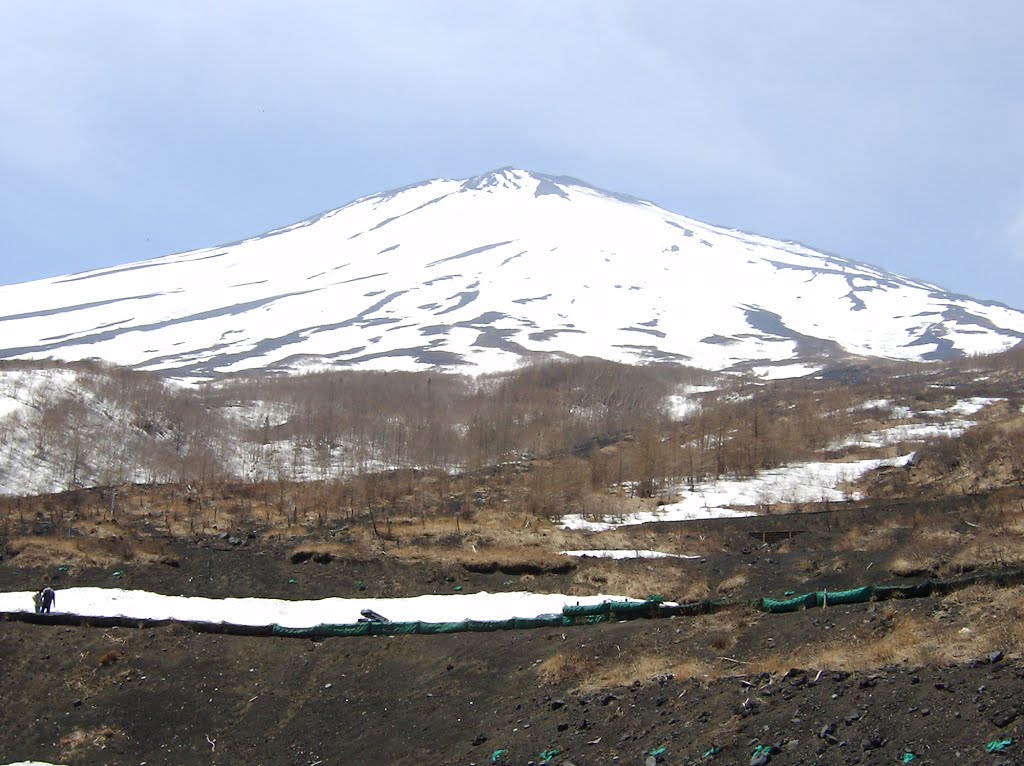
[40,586,55,613]
[33,590,43,614]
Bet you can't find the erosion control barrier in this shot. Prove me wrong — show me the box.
[759,568,1024,614]
[266,596,739,638]
[0,610,277,636]
[2,596,670,637]
[271,601,665,638]
[759,593,817,613]
[8,568,1024,638]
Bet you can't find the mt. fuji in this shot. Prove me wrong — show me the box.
[2,168,1022,379]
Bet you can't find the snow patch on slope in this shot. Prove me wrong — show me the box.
[560,455,914,531]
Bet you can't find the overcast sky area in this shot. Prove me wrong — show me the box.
[2,2,1023,308]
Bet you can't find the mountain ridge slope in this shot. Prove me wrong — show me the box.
[2,168,1022,379]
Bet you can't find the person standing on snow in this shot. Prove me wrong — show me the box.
[39,585,56,613]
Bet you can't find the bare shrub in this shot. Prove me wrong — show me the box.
[716,572,748,596]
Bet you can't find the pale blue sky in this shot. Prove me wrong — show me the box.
[3,2,1023,308]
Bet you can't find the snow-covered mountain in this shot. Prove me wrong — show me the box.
[2,168,1022,379]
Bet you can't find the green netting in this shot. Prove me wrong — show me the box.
[19,567,1024,641]
[476,618,517,631]
[211,622,274,636]
[871,584,907,600]
[899,582,933,598]
[608,600,660,618]
[321,622,372,636]
[562,598,665,622]
[416,621,468,634]
[669,599,724,617]
[272,625,322,637]
[373,621,421,636]
[986,570,1024,588]
[761,579,957,613]
[513,616,564,629]
[816,586,873,606]
[465,619,508,632]
[761,592,816,613]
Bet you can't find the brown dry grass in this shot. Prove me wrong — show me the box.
[348,510,572,555]
[572,562,695,601]
[541,584,1024,694]
[940,583,1024,650]
[535,649,584,685]
[6,535,167,570]
[716,572,748,596]
[396,541,574,576]
[916,527,969,547]
[58,726,127,762]
[886,552,943,578]
[836,524,900,552]
[537,648,719,691]
[675,576,714,603]
[759,613,944,673]
[536,609,755,691]
[949,536,1024,572]
[760,585,1024,674]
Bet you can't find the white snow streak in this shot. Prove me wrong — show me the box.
[560,455,914,532]
[0,588,655,628]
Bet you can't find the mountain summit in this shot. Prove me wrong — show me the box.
[2,168,1022,378]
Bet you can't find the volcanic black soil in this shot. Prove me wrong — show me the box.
[2,497,1024,766]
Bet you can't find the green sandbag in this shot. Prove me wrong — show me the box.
[871,584,905,600]
[672,599,721,616]
[761,593,816,613]
[608,600,656,618]
[512,616,564,629]
[562,602,610,617]
[373,621,420,636]
[563,612,610,626]
[816,586,873,606]
[308,622,371,637]
[466,619,511,632]
[901,581,934,598]
[272,624,320,637]
[416,621,468,634]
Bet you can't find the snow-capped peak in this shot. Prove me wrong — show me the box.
[0,169,1022,379]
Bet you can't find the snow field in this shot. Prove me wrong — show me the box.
[0,588,661,629]
[560,455,914,532]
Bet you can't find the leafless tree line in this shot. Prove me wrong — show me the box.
[3,347,1022,511]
